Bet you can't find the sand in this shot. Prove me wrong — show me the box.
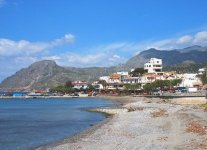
[171,97,207,105]
[38,96,207,150]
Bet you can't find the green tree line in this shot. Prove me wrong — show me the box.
[143,79,182,92]
[50,80,95,94]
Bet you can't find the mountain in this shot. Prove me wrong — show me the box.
[0,60,117,90]
[1,45,207,89]
[179,45,203,53]
[163,63,207,73]
[124,46,207,67]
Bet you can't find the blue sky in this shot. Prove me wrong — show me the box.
[1,0,207,81]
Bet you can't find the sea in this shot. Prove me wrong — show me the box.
[0,98,115,150]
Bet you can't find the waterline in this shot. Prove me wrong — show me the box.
[0,98,115,150]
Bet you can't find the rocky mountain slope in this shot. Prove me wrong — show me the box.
[0,60,118,89]
[0,45,207,89]
[124,46,207,68]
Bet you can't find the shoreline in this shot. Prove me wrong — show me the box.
[35,115,114,149]
[35,96,162,150]
[37,95,207,150]
[35,96,133,150]
[35,116,114,150]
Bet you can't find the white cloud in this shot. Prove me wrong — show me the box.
[193,31,207,45]
[0,56,38,82]
[0,34,75,81]
[42,53,106,67]
[90,42,140,54]
[62,53,106,66]
[14,56,37,64]
[42,52,127,68]
[141,30,207,51]
[0,34,75,56]
[176,35,193,45]
[51,34,75,46]
[42,56,61,61]
[66,53,105,64]
[112,54,121,59]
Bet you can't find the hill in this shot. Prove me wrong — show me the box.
[0,60,118,89]
[163,63,207,73]
[1,45,207,89]
[124,46,207,68]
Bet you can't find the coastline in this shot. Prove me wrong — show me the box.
[37,95,207,150]
[35,116,114,150]
[35,96,133,150]
[0,95,90,99]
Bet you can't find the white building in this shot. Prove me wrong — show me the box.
[179,74,202,88]
[123,77,143,84]
[144,58,162,73]
[72,81,88,89]
[99,76,110,83]
[92,81,104,90]
[117,71,129,82]
[108,73,121,84]
[117,71,129,76]
[198,68,206,75]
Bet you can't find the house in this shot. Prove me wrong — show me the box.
[107,83,124,90]
[117,71,129,82]
[163,72,177,80]
[143,73,159,84]
[123,76,143,84]
[72,81,88,89]
[179,74,202,88]
[117,71,129,76]
[92,81,104,90]
[144,58,162,73]
[99,76,110,83]
[109,73,121,84]
[198,68,206,75]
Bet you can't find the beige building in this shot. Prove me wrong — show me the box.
[144,58,162,73]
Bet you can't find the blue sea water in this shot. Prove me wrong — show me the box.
[0,98,115,150]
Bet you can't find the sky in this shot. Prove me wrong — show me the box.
[1,0,207,81]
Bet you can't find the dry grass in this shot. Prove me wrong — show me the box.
[128,106,144,112]
[172,97,207,105]
[190,138,207,149]
[151,109,168,118]
[201,103,207,112]
[197,138,207,149]
[186,121,207,135]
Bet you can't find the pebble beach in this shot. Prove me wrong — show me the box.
[38,96,207,150]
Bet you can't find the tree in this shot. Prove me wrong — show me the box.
[170,79,182,86]
[65,80,73,88]
[124,84,141,90]
[50,85,67,94]
[129,68,147,77]
[200,72,207,84]
[50,80,75,94]
[143,83,155,92]
[143,79,182,92]
[87,84,95,92]
[98,80,108,89]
